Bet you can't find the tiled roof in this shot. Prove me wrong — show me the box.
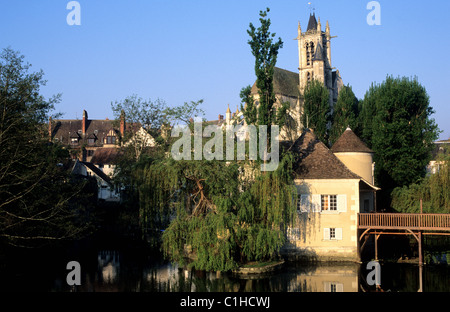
[289,129,361,179]
[251,67,300,98]
[330,128,373,153]
[50,119,118,147]
[90,147,120,164]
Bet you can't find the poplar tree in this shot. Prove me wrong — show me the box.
[329,85,359,145]
[301,79,331,144]
[240,8,289,140]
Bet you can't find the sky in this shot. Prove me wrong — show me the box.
[1,0,449,140]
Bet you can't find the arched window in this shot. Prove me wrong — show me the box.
[306,41,315,66]
[306,42,310,66]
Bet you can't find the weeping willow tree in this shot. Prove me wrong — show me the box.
[152,151,296,272]
[391,154,450,213]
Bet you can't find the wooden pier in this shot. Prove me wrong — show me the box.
[357,212,450,265]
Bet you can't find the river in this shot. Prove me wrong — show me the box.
[0,233,449,293]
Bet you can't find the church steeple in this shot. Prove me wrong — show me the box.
[306,13,317,32]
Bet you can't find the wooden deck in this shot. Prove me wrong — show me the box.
[357,213,450,265]
[358,213,450,231]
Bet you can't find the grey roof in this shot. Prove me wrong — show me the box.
[289,129,361,179]
[251,67,300,98]
[313,43,324,61]
[50,119,118,147]
[330,128,373,153]
[307,13,318,31]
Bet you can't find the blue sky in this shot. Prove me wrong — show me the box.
[1,0,449,139]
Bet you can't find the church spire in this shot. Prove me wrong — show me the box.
[306,12,317,31]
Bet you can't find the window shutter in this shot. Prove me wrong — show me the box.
[311,194,321,212]
[300,195,310,213]
[335,228,343,240]
[323,228,330,240]
[336,283,344,292]
[337,194,347,212]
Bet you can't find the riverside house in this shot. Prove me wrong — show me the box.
[283,128,379,262]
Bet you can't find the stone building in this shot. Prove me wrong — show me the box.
[225,13,344,141]
[283,128,379,262]
[48,109,127,162]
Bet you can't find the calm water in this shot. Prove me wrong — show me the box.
[1,236,449,292]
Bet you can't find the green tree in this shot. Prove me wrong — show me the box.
[301,79,331,144]
[391,154,450,213]
[240,8,289,138]
[160,152,295,271]
[329,85,359,145]
[361,76,439,191]
[0,48,92,248]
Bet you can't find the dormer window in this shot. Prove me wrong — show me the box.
[106,136,116,144]
[104,129,116,145]
[71,138,79,145]
[87,133,97,145]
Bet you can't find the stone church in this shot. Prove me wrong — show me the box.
[216,13,344,141]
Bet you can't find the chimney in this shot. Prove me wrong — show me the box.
[120,109,126,136]
[218,114,223,121]
[82,110,88,135]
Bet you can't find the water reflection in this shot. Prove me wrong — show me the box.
[79,248,449,292]
[98,250,120,284]
[1,243,448,292]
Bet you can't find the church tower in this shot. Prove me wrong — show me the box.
[296,13,341,107]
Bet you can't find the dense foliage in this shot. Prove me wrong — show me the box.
[391,154,449,213]
[301,79,331,144]
[360,76,439,190]
[329,85,359,145]
[160,153,296,271]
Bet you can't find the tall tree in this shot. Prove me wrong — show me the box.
[240,8,289,137]
[361,76,439,191]
[329,85,359,145]
[0,48,92,248]
[301,79,331,144]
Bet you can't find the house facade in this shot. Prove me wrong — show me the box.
[283,128,379,262]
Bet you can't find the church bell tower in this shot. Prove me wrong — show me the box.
[296,13,338,107]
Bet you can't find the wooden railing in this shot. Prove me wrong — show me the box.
[358,213,450,231]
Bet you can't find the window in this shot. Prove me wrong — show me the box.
[330,283,337,292]
[106,136,116,144]
[298,194,346,213]
[321,195,337,211]
[88,138,95,145]
[329,228,336,239]
[324,282,343,292]
[71,138,78,145]
[324,228,342,240]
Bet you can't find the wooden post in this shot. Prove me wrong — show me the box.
[419,199,423,266]
[418,231,423,266]
[375,232,378,261]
